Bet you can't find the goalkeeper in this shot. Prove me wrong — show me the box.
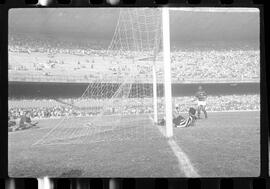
[17,111,38,130]
[175,107,197,128]
[158,106,197,127]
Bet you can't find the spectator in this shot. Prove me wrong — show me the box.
[8,34,259,83]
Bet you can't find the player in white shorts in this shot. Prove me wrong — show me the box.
[195,86,208,119]
[197,100,206,106]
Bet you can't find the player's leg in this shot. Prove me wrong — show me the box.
[202,106,207,118]
[201,101,207,118]
[31,121,39,126]
[197,105,201,119]
[24,122,33,129]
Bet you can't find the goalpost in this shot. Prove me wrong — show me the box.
[34,8,173,146]
[162,8,173,137]
[152,8,173,137]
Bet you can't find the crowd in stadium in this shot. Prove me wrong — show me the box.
[9,35,259,82]
[8,94,260,122]
[8,35,107,56]
[170,50,259,81]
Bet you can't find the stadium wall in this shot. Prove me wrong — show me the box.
[8,82,260,99]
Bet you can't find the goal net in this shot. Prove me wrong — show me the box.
[34,8,168,146]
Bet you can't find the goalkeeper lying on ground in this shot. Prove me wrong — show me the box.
[18,111,38,130]
[158,107,197,128]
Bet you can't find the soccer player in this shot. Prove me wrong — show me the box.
[18,111,38,130]
[195,85,208,119]
[158,106,183,126]
[175,107,197,128]
[8,115,16,127]
[158,106,195,127]
[172,106,185,126]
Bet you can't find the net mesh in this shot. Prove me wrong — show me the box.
[34,8,166,146]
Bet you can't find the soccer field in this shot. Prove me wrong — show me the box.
[8,111,260,177]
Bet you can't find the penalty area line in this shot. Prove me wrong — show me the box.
[148,115,200,177]
[168,139,200,177]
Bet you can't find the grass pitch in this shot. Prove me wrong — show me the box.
[8,111,260,177]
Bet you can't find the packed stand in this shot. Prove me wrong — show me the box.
[170,50,259,81]
[9,35,259,82]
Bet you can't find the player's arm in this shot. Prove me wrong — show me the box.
[30,120,39,126]
[190,92,197,103]
[203,91,207,100]
[191,97,197,103]
[172,109,178,118]
[195,91,199,99]
[194,91,200,102]
[26,116,38,126]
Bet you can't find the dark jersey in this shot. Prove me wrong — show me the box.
[195,90,207,101]
[19,116,26,127]
[178,115,196,127]
[173,115,185,126]
[19,115,31,127]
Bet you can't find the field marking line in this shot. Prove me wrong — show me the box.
[168,139,200,177]
[32,116,67,146]
[148,115,200,177]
